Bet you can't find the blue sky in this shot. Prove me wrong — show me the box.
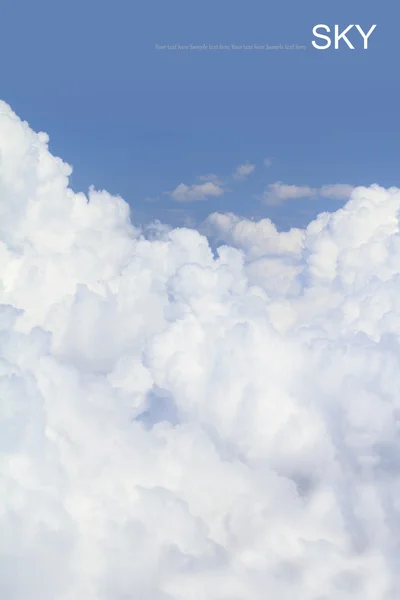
[1,0,397,230]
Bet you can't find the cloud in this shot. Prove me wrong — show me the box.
[264,157,273,167]
[168,160,257,203]
[166,162,258,204]
[319,183,356,199]
[233,162,256,180]
[207,211,303,259]
[197,173,221,183]
[263,181,355,205]
[2,99,400,599]
[263,182,316,205]
[168,180,224,202]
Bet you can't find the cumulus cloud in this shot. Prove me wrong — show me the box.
[264,157,273,167]
[2,99,400,599]
[232,162,256,180]
[207,211,303,259]
[263,181,355,205]
[168,180,224,202]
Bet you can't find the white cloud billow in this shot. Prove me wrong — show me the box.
[2,99,400,599]
[263,181,355,205]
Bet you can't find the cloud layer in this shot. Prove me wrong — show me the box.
[1,100,400,599]
[263,181,355,205]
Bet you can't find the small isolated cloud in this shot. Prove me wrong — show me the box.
[264,157,273,167]
[319,183,356,200]
[233,162,256,181]
[168,180,224,202]
[166,161,259,204]
[263,181,355,205]
[263,182,316,205]
[197,173,221,183]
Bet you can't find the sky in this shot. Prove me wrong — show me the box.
[1,0,397,230]
[3,2,400,599]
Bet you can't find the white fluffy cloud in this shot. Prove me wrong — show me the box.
[169,163,256,203]
[207,211,303,258]
[168,180,224,202]
[233,162,256,180]
[2,100,400,599]
[263,181,355,205]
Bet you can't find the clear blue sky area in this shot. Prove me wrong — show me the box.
[1,0,397,230]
